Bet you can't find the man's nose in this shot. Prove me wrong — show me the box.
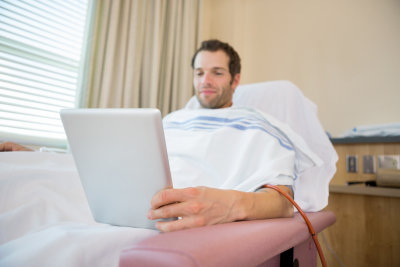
[201,72,212,85]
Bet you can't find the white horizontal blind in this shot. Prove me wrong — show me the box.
[0,0,91,148]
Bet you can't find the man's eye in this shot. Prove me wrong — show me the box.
[196,72,203,76]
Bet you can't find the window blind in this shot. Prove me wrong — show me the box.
[0,0,92,148]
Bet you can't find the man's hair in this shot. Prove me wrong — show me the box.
[191,39,241,80]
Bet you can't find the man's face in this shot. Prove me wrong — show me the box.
[193,50,240,109]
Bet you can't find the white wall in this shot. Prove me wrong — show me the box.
[201,0,400,136]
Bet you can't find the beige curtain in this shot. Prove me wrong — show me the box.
[84,0,202,115]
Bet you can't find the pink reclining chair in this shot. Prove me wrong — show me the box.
[120,81,338,266]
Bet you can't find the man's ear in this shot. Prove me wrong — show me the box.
[232,73,241,91]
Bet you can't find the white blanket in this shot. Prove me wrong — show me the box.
[0,152,158,267]
[164,107,322,194]
[0,107,323,266]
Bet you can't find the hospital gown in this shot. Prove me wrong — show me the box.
[163,107,322,194]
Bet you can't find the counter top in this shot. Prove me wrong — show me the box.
[330,184,400,198]
[330,136,400,144]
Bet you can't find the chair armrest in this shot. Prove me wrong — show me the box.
[119,211,336,267]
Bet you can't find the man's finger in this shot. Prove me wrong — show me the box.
[148,201,184,220]
[156,215,206,232]
[151,187,201,209]
[148,199,205,220]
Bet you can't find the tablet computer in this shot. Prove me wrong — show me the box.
[60,108,173,229]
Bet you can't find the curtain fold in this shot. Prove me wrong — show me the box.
[84,0,201,115]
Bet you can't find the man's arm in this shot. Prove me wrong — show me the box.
[147,185,293,232]
[0,142,33,152]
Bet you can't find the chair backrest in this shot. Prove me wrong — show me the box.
[185,80,338,211]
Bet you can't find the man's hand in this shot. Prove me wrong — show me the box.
[147,187,245,232]
[0,142,33,152]
[148,185,294,232]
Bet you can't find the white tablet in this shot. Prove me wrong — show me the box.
[60,108,173,229]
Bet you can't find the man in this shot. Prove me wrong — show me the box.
[146,40,321,232]
[0,40,320,232]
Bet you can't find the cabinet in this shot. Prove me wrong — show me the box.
[318,137,400,267]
